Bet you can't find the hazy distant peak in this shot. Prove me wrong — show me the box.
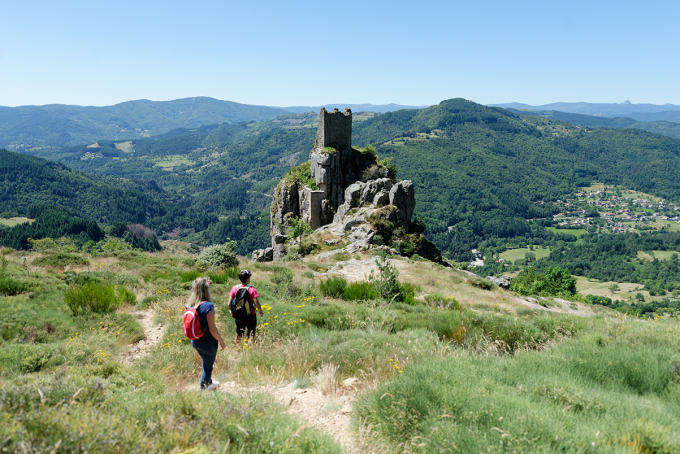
[621,100,632,105]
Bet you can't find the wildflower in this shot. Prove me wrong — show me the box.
[116,331,120,334]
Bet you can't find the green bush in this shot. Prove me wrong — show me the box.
[468,277,495,291]
[64,282,125,316]
[33,252,89,268]
[344,281,377,301]
[510,266,577,298]
[319,276,347,299]
[0,275,30,296]
[196,241,239,269]
[0,255,31,296]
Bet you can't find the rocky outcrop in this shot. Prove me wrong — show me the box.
[252,247,274,262]
[255,107,445,266]
[486,275,511,289]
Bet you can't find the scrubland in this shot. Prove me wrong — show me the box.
[0,246,678,453]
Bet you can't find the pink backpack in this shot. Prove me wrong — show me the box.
[183,301,206,340]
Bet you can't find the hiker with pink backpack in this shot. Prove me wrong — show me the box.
[229,269,263,351]
[183,277,227,390]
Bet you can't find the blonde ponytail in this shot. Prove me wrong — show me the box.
[187,276,212,309]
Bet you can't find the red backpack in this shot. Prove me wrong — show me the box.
[183,301,206,340]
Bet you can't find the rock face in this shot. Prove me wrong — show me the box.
[257,107,445,266]
[486,275,511,289]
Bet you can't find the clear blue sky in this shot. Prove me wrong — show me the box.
[2,0,678,107]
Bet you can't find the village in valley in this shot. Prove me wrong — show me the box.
[552,183,680,234]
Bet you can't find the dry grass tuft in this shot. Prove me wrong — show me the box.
[311,363,339,396]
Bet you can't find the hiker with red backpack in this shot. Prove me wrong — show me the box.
[183,277,226,390]
[229,269,263,350]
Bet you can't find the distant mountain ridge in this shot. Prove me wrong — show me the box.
[491,101,680,121]
[277,103,429,114]
[0,97,288,149]
[0,98,428,150]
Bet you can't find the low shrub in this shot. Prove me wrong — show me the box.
[344,281,377,301]
[424,294,460,310]
[196,241,239,269]
[180,268,238,285]
[64,282,133,316]
[0,275,31,296]
[319,276,347,299]
[33,252,89,268]
[468,277,495,291]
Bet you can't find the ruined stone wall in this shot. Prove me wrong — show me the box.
[315,108,352,150]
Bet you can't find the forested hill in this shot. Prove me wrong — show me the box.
[0,149,214,233]
[506,109,680,139]
[0,97,287,149]
[352,99,680,258]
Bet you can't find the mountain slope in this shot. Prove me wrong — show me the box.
[0,97,287,149]
[278,103,428,114]
[352,99,680,258]
[0,149,213,232]
[507,109,680,139]
[491,101,680,119]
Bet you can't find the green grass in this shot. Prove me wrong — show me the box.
[547,226,587,237]
[0,369,340,453]
[0,217,33,228]
[2,248,680,452]
[500,247,552,262]
[637,250,680,261]
[355,321,680,453]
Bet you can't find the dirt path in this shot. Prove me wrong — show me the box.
[119,309,165,365]
[219,380,359,453]
[124,309,359,451]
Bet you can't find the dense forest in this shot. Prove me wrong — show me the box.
[0,205,104,249]
[0,149,215,234]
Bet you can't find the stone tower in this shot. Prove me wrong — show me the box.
[315,107,352,150]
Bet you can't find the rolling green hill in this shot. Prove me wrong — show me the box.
[507,108,680,139]
[0,149,214,234]
[0,97,287,150]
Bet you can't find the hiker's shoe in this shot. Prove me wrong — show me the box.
[207,380,220,391]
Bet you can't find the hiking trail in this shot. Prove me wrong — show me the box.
[219,378,360,453]
[119,309,165,365]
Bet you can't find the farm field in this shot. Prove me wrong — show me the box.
[500,246,552,262]
[637,250,679,261]
[153,155,194,170]
[546,226,587,237]
[575,276,648,301]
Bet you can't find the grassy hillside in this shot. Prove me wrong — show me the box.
[0,244,678,453]
[0,97,287,149]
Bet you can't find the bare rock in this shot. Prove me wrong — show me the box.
[486,275,510,289]
[389,180,416,224]
[252,247,274,262]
